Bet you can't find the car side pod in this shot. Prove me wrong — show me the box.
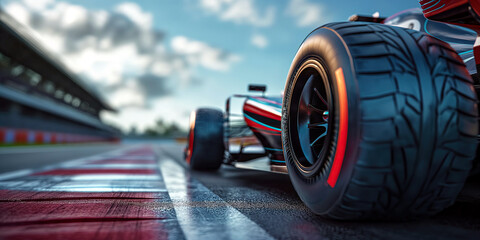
[281,22,479,220]
[420,0,480,77]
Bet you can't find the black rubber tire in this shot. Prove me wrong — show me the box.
[282,22,479,220]
[185,108,225,170]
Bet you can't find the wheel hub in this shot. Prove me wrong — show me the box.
[322,111,329,121]
[289,60,333,176]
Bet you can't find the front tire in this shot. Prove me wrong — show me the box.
[282,22,478,220]
[185,108,225,170]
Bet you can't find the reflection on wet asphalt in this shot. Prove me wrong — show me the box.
[0,142,478,239]
[159,158,273,239]
[158,142,480,240]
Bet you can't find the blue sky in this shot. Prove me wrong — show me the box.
[1,0,420,132]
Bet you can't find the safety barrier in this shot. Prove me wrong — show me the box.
[0,128,118,145]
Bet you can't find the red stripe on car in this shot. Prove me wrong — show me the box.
[244,117,281,132]
[244,102,281,121]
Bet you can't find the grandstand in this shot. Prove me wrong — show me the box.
[0,9,120,144]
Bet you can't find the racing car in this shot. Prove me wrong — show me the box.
[185,0,480,220]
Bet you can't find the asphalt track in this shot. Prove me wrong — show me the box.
[0,141,479,239]
[0,144,125,174]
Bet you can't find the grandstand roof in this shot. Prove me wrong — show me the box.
[0,9,115,113]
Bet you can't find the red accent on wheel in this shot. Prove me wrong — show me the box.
[186,111,196,164]
[327,68,348,188]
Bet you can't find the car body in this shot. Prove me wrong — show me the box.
[186,0,480,219]
[223,8,478,173]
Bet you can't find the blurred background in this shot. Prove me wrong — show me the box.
[0,0,419,144]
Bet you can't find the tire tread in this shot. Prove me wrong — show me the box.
[188,108,225,170]
[322,23,478,219]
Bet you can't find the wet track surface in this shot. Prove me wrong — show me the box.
[0,144,124,174]
[0,141,479,239]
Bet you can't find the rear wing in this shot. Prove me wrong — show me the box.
[225,84,267,119]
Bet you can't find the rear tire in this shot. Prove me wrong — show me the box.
[185,108,225,170]
[282,22,478,220]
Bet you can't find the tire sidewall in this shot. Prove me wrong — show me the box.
[282,26,361,215]
[187,108,225,170]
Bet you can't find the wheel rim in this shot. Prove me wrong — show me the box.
[185,111,196,164]
[289,59,334,177]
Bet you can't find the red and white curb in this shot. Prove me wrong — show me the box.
[0,127,116,144]
[0,146,179,239]
[0,145,273,239]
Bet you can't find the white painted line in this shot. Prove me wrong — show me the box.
[65,164,158,169]
[159,158,274,240]
[71,174,161,181]
[4,174,162,181]
[112,155,157,160]
[0,176,167,192]
[0,169,33,181]
[0,187,168,192]
[92,155,157,161]
[0,146,137,181]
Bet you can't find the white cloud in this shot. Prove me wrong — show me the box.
[114,2,152,29]
[286,0,324,27]
[250,33,268,48]
[171,36,241,71]
[59,4,88,29]
[21,0,54,11]
[4,0,240,112]
[4,2,30,25]
[200,0,275,27]
[109,80,145,108]
[101,97,190,132]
